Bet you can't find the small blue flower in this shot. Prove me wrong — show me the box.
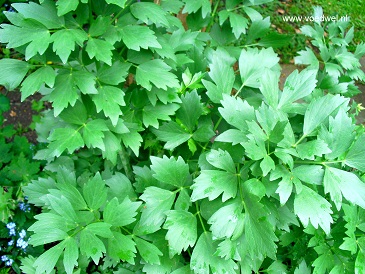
[19,202,31,212]
[19,229,26,239]
[1,255,8,262]
[6,222,16,229]
[8,240,14,246]
[5,258,13,266]
[9,228,16,236]
[16,238,28,250]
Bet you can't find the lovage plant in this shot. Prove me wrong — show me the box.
[1,0,365,273]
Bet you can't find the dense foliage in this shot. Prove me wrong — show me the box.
[1,0,365,273]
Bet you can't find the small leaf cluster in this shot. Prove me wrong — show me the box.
[1,1,365,273]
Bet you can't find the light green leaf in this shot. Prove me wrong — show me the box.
[230,12,249,39]
[48,73,79,116]
[59,100,87,126]
[43,127,84,158]
[130,2,169,27]
[105,0,127,8]
[83,119,109,150]
[102,131,121,164]
[191,170,238,202]
[150,156,191,187]
[278,68,317,109]
[176,90,203,131]
[143,103,179,128]
[218,94,255,131]
[355,250,365,274]
[83,173,108,210]
[260,69,279,108]
[208,201,244,239]
[246,17,270,43]
[294,47,319,68]
[85,222,113,238]
[324,167,365,210]
[108,232,136,264]
[239,47,280,88]
[97,61,131,85]
[104,197,141,227]
[152,121,191,150]
[135,237,163,265]
[121,129,142,157]
[139,187,175,233]
[20,66,55,100]
[163,210,197,256]
[93,86,125,126]
[136,59,179,91]
[296,139,331,160]
[120,25,161,51]
[182,0,211,18]
[260,154,275,176]
[86,38,114,65]
[202,48,235,103]
[63,237,78,274]
[215,129,248,145]
[0,59,29,91]
[344,135,365,172]
[318,108,355,160]
[56,0,78,16]
[293,165,324,185]
[303,94,348,136]
[80,229,106,264]
[206,149,236,173]
[294,185,333,234]
[34,241,65,274]
[191,232,238,274]
[51,29,88,63]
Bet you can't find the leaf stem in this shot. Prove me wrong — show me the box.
[195,202,207,232]
[292,134,307,148]
[206,0,221,33]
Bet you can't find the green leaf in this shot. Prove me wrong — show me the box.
[294,47,319,68]
[182,0,211,18]
[105,0,127,8]
[344,135,365,172]
[355,250,365,274]
[130,2,169,27]
[20,66,56,100]
[48,195,78,223]
[278,69,317,109]
[97,61,131,85]
[143,103,179,128]
[318,109,355,160]
[80,229,106,264]
[206,149,236,173]
[92,86,125,126]
[229,12,249,39]
[292,165,324,185]
[202,48,235,103]
[33,241,65,274]
[86,38,114,65]
[121,129,143,157]
[152,121,191,150]
[239,47,280,88]
[259,69,279,108]
[136,59,179,91]
[83,173,108,210]
[191,232,238,273]
[303,94,348,136]
[208,201,244,239]
[176,90,203,131]
[163,210,197,256]
[48,73,79,116]
[0,59,29,91]
[104,197,141,227]
[83,119,109,150]
[294,185,333,234]
[41,127,84,158]
[56,0,78,16]
[102,131,121,164]
[59,100,87,126]
[191,170,238,202]
[246,17,270,43]
[218,95,255,131]
[296,139,331,160]
[63,237,79,274]
[51,29,88,63]
[108,232,136,264]
[150,156,191,187]
[134,237,163,265]
[120,25,161,51]
[85,222,113,238]
[138,187,175,233]
[324,167,365,210]
[12,1,64,29]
